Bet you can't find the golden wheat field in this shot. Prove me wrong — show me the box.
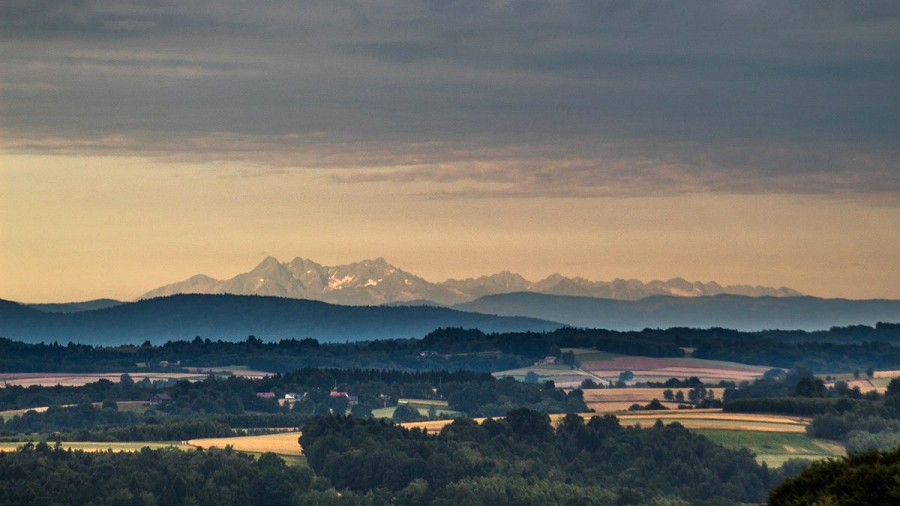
[188,431,303,456]
[0,442,187,453]
[401,409,809,435]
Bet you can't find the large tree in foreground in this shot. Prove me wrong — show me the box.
[769,447,900,505]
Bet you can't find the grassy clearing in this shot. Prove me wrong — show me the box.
[693,430,844,467]
[189,431,303,457]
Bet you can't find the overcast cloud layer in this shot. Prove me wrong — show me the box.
[2,0,899,199]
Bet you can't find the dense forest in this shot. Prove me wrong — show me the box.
[3,322,900,374]
[300,410,774,504]
[0,409,777,505]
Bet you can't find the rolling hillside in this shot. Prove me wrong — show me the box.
[454,293,900,331]
[0,294,561,345]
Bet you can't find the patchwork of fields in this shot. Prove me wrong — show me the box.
[494,349,771,388]
[0,350,859,469]
[579,355,769,384]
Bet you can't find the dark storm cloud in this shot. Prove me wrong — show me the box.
[2,0,899,198]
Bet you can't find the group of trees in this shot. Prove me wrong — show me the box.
[300,409,773,505]
[0,443,318,505]
[769,446,900,505]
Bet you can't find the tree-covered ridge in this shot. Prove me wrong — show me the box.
[3,322,899,375]
[0,443,317,506]
[300,410,772,505]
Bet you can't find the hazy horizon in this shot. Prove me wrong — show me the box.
[3,2,899,302]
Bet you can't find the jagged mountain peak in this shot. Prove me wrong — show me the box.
[139,256,803,305]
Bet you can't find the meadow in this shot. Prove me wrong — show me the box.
[371,398,463,419]
[693,430,844,467]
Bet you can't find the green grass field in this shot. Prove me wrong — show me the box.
[693,430,844,467]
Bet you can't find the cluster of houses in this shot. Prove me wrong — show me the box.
[255,390,359,407]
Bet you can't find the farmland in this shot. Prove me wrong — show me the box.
[493,349,772,388]
[399,408,835,467]
[694,430,844,467]
[401,409,811,435]
[0,372,207,388]
[578,354,770,384]
[581,387,726,412]
[0,441,188,453]
[188,431,303,457]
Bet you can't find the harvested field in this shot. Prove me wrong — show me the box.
[582,387,726,402]
[582,387,725,413]
[846,380,878,393]
[403,409,809,435]
[189,431,303,457]
[0,442,186,453]
[580,356,769,383]
[401,418,488,434]
[0,372,207,388]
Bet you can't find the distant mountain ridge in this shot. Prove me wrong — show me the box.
[454,292,900,332]
[0,294,560,345]
[139,256,801,306]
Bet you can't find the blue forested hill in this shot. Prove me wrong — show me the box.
[0,294,561,345]
[454,293,900,331]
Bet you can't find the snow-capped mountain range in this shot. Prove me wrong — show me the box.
[139,256,802,306]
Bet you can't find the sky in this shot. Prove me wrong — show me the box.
[2,0,899,302]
